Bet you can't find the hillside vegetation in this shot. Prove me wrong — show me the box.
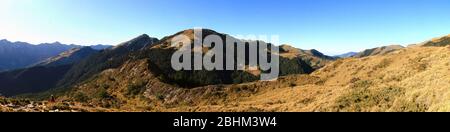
[50,45,450,112]
[158,46,450,112]
[2,31,450,112]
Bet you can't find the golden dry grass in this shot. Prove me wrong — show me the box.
[163,46,450,112]
[57,46,450,112]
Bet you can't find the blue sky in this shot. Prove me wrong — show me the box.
[1,0,450,55]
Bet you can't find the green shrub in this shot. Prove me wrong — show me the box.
[96,88,111,99]
[49,102,71,110]
[335,86,405,112]
[73,92,89,102]
[289,82,297,88]
[102,84,110,89]
[391,98,428,112]
[0,98,7,105]
[155,93,165,100]
[374,58,392,70]
[125,80,147,98]
[350,80,372,89]
[416,63,428,72]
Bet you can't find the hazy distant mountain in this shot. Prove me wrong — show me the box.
[334,52,358,58]
[89,44,113,50]
[0,40,79,71]
[34,47,99,67]
[353,45,404,58]
[0,39,111,71]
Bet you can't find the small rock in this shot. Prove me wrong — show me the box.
[26,104,34,108]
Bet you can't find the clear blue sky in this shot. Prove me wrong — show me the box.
[1,0,450,55]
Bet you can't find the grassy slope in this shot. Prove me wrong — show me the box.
[166,46,450,112]
[4,46,450,112]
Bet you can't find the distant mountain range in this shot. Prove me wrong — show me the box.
[353,45,405,58]
[0,35,156,96]
[334,52,358,58]
[333,45,406,58]
[34,47,100,67]
[0,39,112,72]
[0,45,105,96]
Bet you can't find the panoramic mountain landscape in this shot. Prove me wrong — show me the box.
[0,28,449,112]
[1,0,450,115]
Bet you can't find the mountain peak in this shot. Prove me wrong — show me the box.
[127,34,151,43]
[279,44,301,53]
[0,39,9,43]
[116,34,158,51]
[137,34,150,39]
[179,28,218,34]
[309,49,322,55]
[0,39,12,45]
[168,28,220,39]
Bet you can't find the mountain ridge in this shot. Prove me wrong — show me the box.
[353,45,405,58]
[422,34,450,47]
[56,34,160,89]
[334,52,358,58]
[33,47,99,67]
[0,39,112,71]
